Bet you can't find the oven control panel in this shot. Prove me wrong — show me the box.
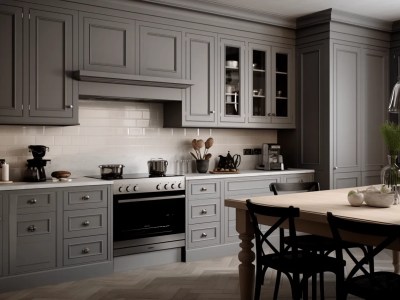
[113,176,185,194]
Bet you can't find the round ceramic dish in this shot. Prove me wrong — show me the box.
[364,192,394,208]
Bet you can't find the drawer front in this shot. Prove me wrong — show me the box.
[63,235,108,266]
[187,222,220,249]
[64,186,108,210]
[280,173,314,183]
[188,180,220,199]
[13,192,56,214]
[188,198,220,224]
[16,212,55,237]
[64,208,107,238]
[225,177,276,197]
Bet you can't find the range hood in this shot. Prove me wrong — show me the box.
[74,70,193,102]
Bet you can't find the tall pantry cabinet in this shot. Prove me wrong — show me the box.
[281,9,389,190]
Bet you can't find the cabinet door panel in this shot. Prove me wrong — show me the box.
[10,212,56,274]
[81,13,135,73]
[184,33,217,125]
[333,44,361,173]
[333,172,361,189]
[220,38,246,124]
[362,48,387,172]
[0,194,2,276]
[139,24,182,79]
[0,5,23,118]
[29,8,76,119]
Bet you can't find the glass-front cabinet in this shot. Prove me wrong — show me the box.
[220,38,245,123]
[272,47,294,125]
[248,44,271,123]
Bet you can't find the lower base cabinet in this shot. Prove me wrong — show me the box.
[0,184,113,292]
[185,171,314,261]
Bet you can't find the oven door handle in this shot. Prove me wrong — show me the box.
[117,194,185,203]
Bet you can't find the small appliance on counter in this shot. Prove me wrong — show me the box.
[256,144,284,171]
[24,145,51,182]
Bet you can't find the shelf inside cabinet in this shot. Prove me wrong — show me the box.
[253,69,265,72]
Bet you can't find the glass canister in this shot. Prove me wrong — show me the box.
[381,154,400,204]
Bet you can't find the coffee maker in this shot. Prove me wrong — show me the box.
[256,143,284,171]
[24,145,50,182]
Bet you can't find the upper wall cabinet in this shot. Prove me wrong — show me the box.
[184,32,217,126]
[0,4,23,118]
[0,3,78,125]
[80,13,135,74]
[138,22,183,79]
[220,38,246,124]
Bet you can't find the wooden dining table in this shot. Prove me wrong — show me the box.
[225,186,400,300]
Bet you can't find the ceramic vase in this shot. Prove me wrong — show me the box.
[196,159,209,173]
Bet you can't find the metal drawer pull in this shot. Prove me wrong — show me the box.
[28,198,37,204]
[27,225,36,232]
[82,248,90,254]
[201,232,207,237]
[82,220,90,226]
[66,104,74,109]
[82,195,90,200]
[200,187,207,191]
[201,209,208,214]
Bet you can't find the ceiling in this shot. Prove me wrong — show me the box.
[197,0,400,22]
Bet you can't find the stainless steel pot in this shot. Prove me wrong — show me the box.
[148,158,168,176]
[99,164,124,179]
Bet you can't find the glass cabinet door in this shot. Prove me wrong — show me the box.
[272,47,294,125]
[220,38,245,123]
[249,44,270,123]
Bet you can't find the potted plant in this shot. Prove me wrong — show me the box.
[190,137,214,173]
[380,122,400,199]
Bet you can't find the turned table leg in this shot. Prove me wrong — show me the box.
[236,209,255,300]
[392,250,400,274]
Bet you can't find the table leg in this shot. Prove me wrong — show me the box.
[236,209,255,300]
[392,250,400,274]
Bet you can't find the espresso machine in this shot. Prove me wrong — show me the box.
[24,145,50,182]
[256,143,284,171]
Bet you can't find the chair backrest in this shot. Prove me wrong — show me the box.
[327,212,400,280]
[246,199,300,258]
[269,182,320,195]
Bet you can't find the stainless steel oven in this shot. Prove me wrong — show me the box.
[88,174,186,258]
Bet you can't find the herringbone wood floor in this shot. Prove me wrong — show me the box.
[0,250,393,300]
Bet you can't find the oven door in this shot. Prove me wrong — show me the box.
[113,190,185,256]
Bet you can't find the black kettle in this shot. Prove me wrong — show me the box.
[217,151,241,170]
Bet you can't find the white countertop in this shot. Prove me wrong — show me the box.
[184,168,314,180]
[0,177,113,191]
[0,169,314,191]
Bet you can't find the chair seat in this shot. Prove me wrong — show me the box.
[283,234,363,253]
[262,251,345,275]
[346,271,400,299]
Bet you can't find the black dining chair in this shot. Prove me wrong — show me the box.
[246,199,345,300]
[327,212,400,299]
[270,182,372,299]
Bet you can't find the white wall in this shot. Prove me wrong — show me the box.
[0,100,277,181]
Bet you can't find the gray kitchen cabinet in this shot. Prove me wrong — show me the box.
[248,43,271,124]
[0,184,112,292]
[271,47,295,126]
[287,10,389,190]
[8,190,57,275]
[185,170,314,260]
[0,3,78,125]
[183,32,218,126]
[186,180,222,251]
[63,186,109,267]
[0,4,23,119]
[220,37,246,124]
[138,22,183,79]
[80,12,135,74]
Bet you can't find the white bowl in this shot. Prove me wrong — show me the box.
[363,192,394,208]
[226,60,238,68]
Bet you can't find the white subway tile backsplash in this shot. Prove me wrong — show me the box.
[0,100,276,180]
